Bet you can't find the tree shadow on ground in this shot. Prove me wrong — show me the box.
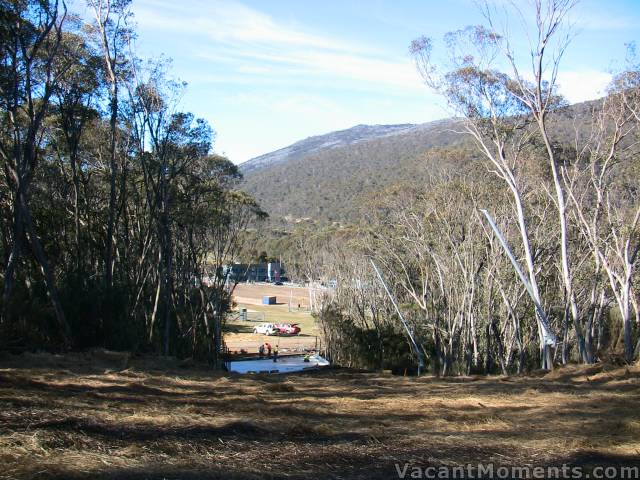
[2,363,639,480]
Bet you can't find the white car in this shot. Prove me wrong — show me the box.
[253,323,279,335]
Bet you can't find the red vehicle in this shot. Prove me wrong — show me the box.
[275,323,301,335]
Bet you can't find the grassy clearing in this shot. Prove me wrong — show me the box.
[0,352,639,479]
[226,284,320,353]
[230,303,316,329]
[225,304,318,353]
[224,304,318,353]
[229,283,318,333]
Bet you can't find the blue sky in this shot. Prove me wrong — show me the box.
[121,0,640,163]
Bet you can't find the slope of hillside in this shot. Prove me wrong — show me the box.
[239,100,600,226]
[240,123,421,174]
[240,118,472,224]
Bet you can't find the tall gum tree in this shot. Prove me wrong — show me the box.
[0,0,73,343]
[482,0,594,363]
[565,67,640,362]
[86,0,131,290]
[410,25,556,369]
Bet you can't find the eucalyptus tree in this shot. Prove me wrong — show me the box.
[365,183,444,374]
[0,0,73,341]
[50,25,101,266]
[365,175,496,375]
[86,0,132,290]
[175,157,266,363]
[565,68,640,361]
[482,0,593,364]
[0,0,266,359]
[409,1,590,369]
[320,245,397,370]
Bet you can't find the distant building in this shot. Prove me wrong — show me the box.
[223,262,284,283]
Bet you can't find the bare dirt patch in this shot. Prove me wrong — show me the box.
[232,283,316,308]
[1,354,639,479]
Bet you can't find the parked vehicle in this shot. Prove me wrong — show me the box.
[253,323,279,335]
[275,323,301,335]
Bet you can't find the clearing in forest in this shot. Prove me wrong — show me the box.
[0,353,639,479]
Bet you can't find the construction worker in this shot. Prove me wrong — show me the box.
[273,345,279,362]
[266,343,272,358]
[258,344,265,358]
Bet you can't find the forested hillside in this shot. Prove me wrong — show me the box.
[240,101,596,225]
[239,10,639,375]
[240,123,420,174]
[1,0,638,379]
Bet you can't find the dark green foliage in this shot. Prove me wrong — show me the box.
[0,0,264,360]
[317,305,413,371]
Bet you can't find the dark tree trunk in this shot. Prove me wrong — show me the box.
[490,319,507,375]
[105,93,118,289]
[22,198,71,344]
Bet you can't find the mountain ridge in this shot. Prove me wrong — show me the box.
[239,120,453,174]
[239,116,468,224]
[239,100,598,226]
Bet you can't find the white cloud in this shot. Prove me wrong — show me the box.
[133,0,423,92]
[130,0,441,162]
[231,92,359,122]
[135,0,351,51]
[556,70,612,103]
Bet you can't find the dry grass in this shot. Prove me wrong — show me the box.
[0,352,639,479]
